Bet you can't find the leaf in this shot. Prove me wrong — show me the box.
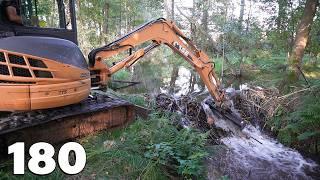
[297,131,320,141]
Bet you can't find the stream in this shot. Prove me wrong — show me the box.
[205,85,319,179]
[200,89,320,180]
[121,66,320,179]
[206,113,320,180]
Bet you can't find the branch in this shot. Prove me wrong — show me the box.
[278,86,316,100]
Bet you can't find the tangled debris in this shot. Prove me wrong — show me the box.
[155,93,208,129]
[150,85,315,143]
[234,84,314,129]
[235,85,280,126]
[154,93,233,144]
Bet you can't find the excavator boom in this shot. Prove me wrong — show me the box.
[89,18,225,105]
[0,18,243,154]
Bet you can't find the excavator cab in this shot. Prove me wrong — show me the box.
[0,0,78,43]
[0,0,91,111]
[0,1,135,145]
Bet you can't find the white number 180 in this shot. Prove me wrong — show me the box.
[8,142,86,175]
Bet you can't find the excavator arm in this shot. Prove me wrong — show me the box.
[88,18,226,105]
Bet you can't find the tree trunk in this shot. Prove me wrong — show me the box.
[288,0,318,80]
[168,0,179,94]
[171,0,175,20]
[277,0,288,31]
[119,2,122,35]
[188,72,196,94]
[169,66,179,94]
[99,22,103,44]
[190,0,196,40]
[201,0,209,34]
[164,0,170,19]
[102,2,109,44]
[246,0,252,33]
[201,0,209,51]
[288,0,295,54]
[239,0,245,31]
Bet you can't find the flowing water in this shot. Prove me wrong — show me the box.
[119,65,320,179]
[199,85,319,180]
[207,122,319,180]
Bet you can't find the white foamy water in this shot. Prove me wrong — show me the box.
[215,125,319,180]
[203,88,320,179]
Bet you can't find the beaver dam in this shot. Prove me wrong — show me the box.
[152,85,320,180]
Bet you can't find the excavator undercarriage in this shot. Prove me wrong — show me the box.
[0,93,136,152]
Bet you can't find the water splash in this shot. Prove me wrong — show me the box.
[208,125,319,180]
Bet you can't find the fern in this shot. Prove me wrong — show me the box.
[298,131,320,141]
[278,89,320,151]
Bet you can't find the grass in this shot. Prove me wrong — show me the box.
[80,112,208,179]
[0,112,209,179]
[0,169,65,180]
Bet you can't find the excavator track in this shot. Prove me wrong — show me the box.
[0,93,136,151]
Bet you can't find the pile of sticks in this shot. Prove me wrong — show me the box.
[235,86,280,124]
[155,93,208,129]
[154,93,229,144]
[235,85,312,127]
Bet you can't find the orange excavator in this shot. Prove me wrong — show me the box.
[89,18,226,108]
[0,18,226,111]
[0,1,241,147]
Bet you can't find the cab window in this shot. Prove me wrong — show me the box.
[20,0,71,29]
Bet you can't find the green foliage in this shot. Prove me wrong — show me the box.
[112,69,131,80]
[220,175,230,180]
[119,94,146,106]
[0,168,65,180]
[263,0,305,54]
[307,11,320,55]
[82,113,208,179]
[0,112,207,179]
[144,128,208,177]
[217,20,264,63]
[108,69,132,90]
[77,0,164,53]
[276,90,320,151]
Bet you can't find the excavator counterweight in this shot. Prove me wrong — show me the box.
[0,36,90,111]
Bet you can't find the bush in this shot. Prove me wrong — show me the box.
[119,94,146,107]
[82,112,208,179]
[0,113,208,179]
[276,88,320,153]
